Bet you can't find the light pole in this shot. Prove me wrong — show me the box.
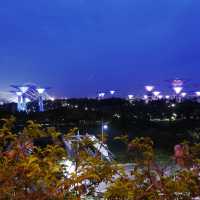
[101,121,108,160]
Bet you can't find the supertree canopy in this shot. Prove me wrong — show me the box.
[10,83,51,112]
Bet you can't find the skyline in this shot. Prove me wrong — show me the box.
[1,0,200,97]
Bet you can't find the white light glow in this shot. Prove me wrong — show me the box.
[158,95,163,99]
[128,94,134,100]
[181,92,187,97]
[19,86,29,94]
[173,86,183,95]
[143,95,148,100]
[37,88,45,94]
[103,124,108,130]
[153,91,160,97]
[25,98,31,103]
[145,85,154,92]
[165,95,170,99]
[110,90,115,95]
[99,93,105,98]
[196,92,200,97]
[16,92,22,96]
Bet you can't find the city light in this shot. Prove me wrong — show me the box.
[37,88,45,94]
[181,92,187,98]
[173,86,183,95]
[128,94,134,100]
[145,85,154,92]
[196,92,200,97]
[19,86,29,94]
[110,90,115,95]
[98,92,105,98]
[103,124,108,130]
[153,91,160,97]
[165,95,170,99]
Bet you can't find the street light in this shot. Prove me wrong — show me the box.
[101,122,108,160]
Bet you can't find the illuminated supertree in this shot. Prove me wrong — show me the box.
[172,79,183,95]
[153,91,160,100]
[98,92,105,100]
[11,84,51,112]
[36,88,46,112]
[144,85,154,102]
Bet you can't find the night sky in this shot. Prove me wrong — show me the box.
[0,0,200,97]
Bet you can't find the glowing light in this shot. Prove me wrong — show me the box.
[50,97,55,101]
[181,92,187,97]
[143,95,148,100]
[16,91,22,96]
[37,88,45,94]
[153,91,160,97]
[25,98,31,103]
[19,86,29,94]
[158,95,163,99]
[128,94,134,100]
[110,90,115,95]
[196,92,200,97]
[173,86,183,95]
[103,124,108,130]
[165,95,170,99]
[98,93,105,98]
[145,85,154,92]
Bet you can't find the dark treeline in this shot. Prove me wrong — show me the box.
[1,98,200,150]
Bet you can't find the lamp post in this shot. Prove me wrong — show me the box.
[101,121,108,160]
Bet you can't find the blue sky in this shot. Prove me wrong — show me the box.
[0,0,200,97]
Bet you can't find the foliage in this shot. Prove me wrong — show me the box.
[1,117,200,199]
